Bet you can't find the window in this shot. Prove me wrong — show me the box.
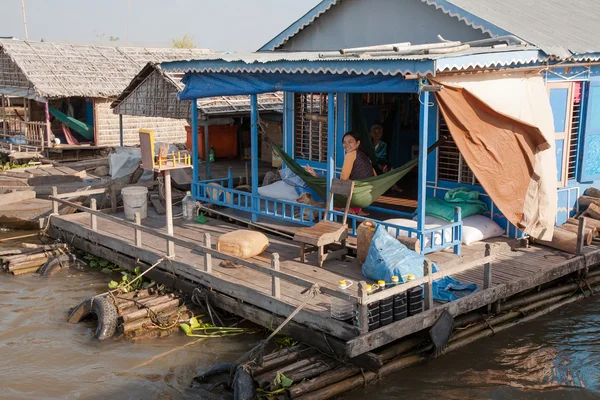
[547,81,582,185]
[294,93,331,162]
[436,112,478,185]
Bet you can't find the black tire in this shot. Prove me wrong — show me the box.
[39,254,84,276]
[67,296,118,340]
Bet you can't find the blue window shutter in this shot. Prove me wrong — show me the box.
[581,81,600,182]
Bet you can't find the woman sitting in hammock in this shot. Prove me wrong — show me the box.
[304,131,375,215]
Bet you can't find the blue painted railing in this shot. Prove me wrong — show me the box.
[192,172,461,254]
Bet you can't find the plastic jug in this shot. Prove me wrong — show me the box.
[356,220,376,266]
[331,280,354,322]
[182,191,196,221]
[209,146,215,162]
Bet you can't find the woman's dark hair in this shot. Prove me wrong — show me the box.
[342,131,361,143]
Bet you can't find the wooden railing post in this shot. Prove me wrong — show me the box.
[134,212,142,247]
[483,244,493,289]
[51,186,59,214]
[204,232,212,273]
[271,253,281,298]
[90,198,97,231]
[423,259,433,310]
[357,281,369,334]
[453,206,462,255]
[110,184,117,213]
[576,217,587,255]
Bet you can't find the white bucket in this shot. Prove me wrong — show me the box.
[122,186,148,221]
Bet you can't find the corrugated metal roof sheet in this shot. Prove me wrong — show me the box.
[423,0,600,59]
[160,45,543,76]
[0,39,213,100]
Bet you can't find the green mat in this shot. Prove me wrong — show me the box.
[49,106,94,140]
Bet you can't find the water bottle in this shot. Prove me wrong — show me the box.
[391,275,408,321]
[377,280,394,326]
[182,191,196,221]
[406,274,423,316]
[331,280,354,322]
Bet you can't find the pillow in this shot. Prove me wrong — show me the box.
[258,180,299,202]
[425,197,488,222]
[462,215,505,245]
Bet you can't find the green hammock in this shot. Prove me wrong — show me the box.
[48,106,94,140]
[272,143,418,208]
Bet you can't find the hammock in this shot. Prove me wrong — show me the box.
[271,143,418,208]
[49,106,94,140]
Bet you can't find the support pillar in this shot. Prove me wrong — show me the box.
[204,118,211,179]
[1,95,7,139]
[417,89,429,245]
[191,100,199,189]
[250,94,259,223]
[326,92,335,215]
[44,101,50,150]
[164,169,175,256]
[119,114,123,147]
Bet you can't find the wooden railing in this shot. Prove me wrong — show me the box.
[0,116,46,149]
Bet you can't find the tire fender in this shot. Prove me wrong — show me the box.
[67,296,118,340]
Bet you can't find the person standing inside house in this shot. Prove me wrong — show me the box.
[371,124,402,192]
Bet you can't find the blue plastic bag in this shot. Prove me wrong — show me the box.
[362,225,432,283]
[432,276,478,302]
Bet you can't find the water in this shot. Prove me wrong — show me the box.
[0,240,258,399]
[1,231,599,399]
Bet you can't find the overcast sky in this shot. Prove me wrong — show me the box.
[2,0,322,51]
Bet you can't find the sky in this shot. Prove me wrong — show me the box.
[2,0,322,51]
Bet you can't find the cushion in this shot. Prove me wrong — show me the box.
[217,230,269,259]
[258,180,299,202]
[425,197,488,222]
[462,215,505,245]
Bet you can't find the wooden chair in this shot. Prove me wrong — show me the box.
[294,178,355,267]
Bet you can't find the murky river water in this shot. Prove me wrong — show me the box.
[0,233,599,399]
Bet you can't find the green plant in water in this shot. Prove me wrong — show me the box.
[273,334,298,350]
[179,317,255,338]
[2,160,37,170]
[256,372,294,397]
[84,254,154,292]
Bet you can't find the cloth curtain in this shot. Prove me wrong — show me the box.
[432,73,557,240]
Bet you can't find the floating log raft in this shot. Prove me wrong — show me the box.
[1,243,69,275]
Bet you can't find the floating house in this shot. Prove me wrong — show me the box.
[110,62,284,178]
[0,39,211,151]
[158,0,600,254]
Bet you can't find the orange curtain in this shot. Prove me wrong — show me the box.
[431,79,551,233]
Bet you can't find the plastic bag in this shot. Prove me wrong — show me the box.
[362,225,431,283]
[432,276,477,302]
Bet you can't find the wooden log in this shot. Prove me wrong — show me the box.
[119,296,181,318]
[11,266,42,276]
[396,236,421,254]
[113,289,154,304]
[284,359,341,386]
[255,355,331,388]
[578,195,600,208]
[584,187,600,198]
[568,217,600,231]
[583,202,600,220]
[377,337,424,362]
[288,365,361,399]
[533,228,579,254]
[0,243,65,256]
[558,222,595,240]
[115,293,161,310]
[120,299,182,323]
[122,307,192,333]
[4,251,54,264]
[8,258,48,271]
[251,347,317,376]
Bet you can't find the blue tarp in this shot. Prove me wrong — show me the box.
[179,72,418,99]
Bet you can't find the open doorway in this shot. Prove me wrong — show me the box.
[352,92,421,214]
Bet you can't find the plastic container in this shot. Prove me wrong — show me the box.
[391,275,408,321]
[377,280,394,327]
[356,220,376,266]
[182,191,196,221]
[331,280,354,321]
[366,284,380,331]
[209,146,215,162]
[407,274,423,316]
[122,186,148,221]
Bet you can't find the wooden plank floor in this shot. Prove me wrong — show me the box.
[55,209,586,312]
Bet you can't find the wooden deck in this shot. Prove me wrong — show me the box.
[49,206,600,358]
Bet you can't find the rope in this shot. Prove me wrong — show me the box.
[233,283,322,370]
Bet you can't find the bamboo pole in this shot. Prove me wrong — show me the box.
[8,258,48,271]
[251,348,317,376]
[12,266,41,276]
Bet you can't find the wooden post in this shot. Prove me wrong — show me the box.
[134,212,142,247]
[44,101,51,150]
[204,119,211,179]
[576,217,587,255]
[417,89,429,247]
[357,281,369,334]
[250,94,259,223]
[51,186,58,215]
[110,184,117,213]
[326,92,335,213]
[483,244,492,289]
[119,114,124,147]
[191,99,199,183]
[204,232,212,273]
[1,94,6,139]
[271,253,281,298]
[454,206,462,255]
[423,259,433,310]
[164,169,175,256]
[90,198,97,231]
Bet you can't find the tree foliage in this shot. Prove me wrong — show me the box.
[172,34,196,49]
